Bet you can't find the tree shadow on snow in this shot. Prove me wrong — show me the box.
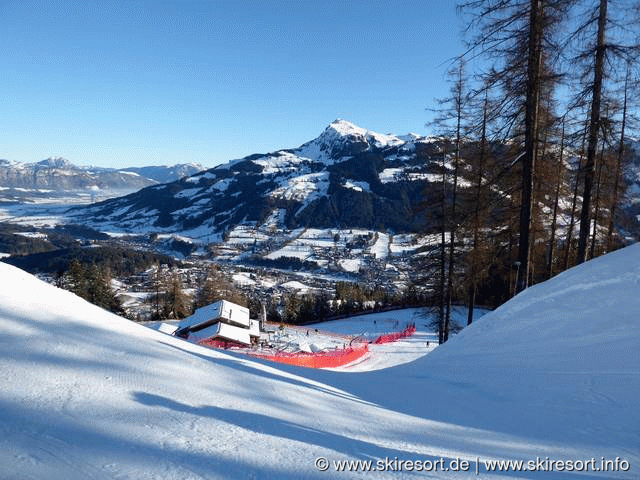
[135,390,422,463]
[132,391,612,480]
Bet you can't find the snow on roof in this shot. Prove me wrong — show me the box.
[178,300,250,330]
[157,323,178,335]
[338,259,362,273]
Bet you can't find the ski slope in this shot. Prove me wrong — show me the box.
[306,307,487,371]
[1,243,640,478]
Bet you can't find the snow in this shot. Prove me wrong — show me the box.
[174,187,202,199]
[322,119,404,149]
[369,232,390,259]
[270,171,330,204]
[337,258,361,273]
[155,322,179,335]
[0,202,74,228]
[280,280,313,293]
[212,178,234,192]
[226,225,271,245]
[342,180,371,193]
[178,300,250,330]
[186,171,216,183]
[389,234,419,257]
[379,167,473,187]
[294,119,406,165]
[252,151,308,175]
[261,208,286,230]
[117,170,141,177]
[1,242,640,478]
[232,272,257,286]
[265,243,311,261]
[14,231,48,239]
[379,167,403,183]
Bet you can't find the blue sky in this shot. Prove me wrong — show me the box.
[1,0,465,168]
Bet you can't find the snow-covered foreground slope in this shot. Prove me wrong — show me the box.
[2,244,640,479]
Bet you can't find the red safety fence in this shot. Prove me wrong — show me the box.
[198,338,250,349]
[247,344,369,369]
[264,322,353,341]
[373,324,416,344]
[194,324,415,368]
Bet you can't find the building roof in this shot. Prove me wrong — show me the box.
[178,300,250,331]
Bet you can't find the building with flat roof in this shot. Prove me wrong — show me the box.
[175,300,258,346]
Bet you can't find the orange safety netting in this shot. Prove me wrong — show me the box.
[247,344,369,369]
[198,338,250,349]
[373,324,416,344]
[195,324,416,368]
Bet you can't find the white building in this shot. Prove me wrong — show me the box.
[175,300,259,346]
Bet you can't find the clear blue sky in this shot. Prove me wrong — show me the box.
[0,0,466,168]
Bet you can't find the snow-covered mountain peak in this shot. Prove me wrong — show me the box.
[322,119,404,148]
[34,156,74,169]
[294,119,406,165]
[73,120,443,236]
[0,158,204,194]
[398,132,421,142]
[0,159,18,168]
[326,118,369,137]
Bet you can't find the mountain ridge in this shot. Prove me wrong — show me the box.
[69,118,640,245]
[0,157,204,194]
[70,120,446,239]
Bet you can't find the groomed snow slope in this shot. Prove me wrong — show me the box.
[1,243,640,479]
[302,245,640,478]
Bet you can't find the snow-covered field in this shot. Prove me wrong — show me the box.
[0,202,74,228]
[1,243,639,478]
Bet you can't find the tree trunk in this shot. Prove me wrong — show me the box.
[577,0,608,264]
[563,128,588,270]
[590,142,606,259]
[606,65,628,252]
[439,152,447,345]
[516,0,544,293]
[548,121,564,279]
[468,94,488,325]
[444,63,465,340]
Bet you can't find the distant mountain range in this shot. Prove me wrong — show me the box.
[70,120,452,239]
[0,157,203,195]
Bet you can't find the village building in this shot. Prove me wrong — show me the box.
[175,300,260,346]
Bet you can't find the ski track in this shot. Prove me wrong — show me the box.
[1,249,640,479]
